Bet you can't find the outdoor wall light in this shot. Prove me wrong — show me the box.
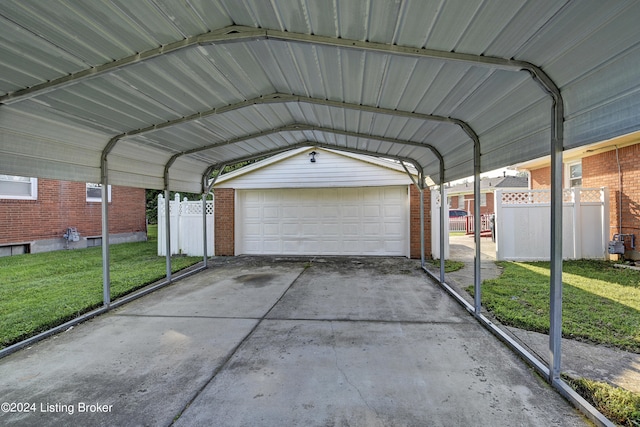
[309,151,317,163]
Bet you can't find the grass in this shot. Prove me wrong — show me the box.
[563,375,640,427]
[467,259,640,423]
[0,225,200,349]
[466,259,640,352]
[428,258,465,273]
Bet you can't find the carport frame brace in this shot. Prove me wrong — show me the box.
[81,25,600,425]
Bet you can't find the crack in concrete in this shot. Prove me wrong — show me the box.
[329,322,381,420]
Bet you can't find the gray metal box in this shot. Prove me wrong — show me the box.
[608,240,625,255]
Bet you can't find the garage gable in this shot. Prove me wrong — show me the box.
[215,147,413,189]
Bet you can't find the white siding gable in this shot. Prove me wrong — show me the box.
[216,148,413,189]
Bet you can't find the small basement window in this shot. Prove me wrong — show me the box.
[86,237,102,247]
[0,244,30,258]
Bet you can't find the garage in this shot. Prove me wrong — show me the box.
[214,147,417,257]
[237,186,408,256]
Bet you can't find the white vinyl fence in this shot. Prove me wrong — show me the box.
[494,188,609,261]
[449,217,466,232]
[157,194,214,256]
[430,189,449,259]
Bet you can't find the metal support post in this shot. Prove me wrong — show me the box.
[420,184,425,268]
[439,164,446,283]
[100,168,110,307]
[164,188,172,282]
[202,192,208,267]
[549,99,564,381]
[473,144,482,315]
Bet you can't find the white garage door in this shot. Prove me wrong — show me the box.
[237,187,409,256]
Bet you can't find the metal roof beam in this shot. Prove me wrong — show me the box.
[102,92,474,147]
[101,92,473,169]
[3,25,548,110]
[168,123,442,159]
[163,123,442,183]
[207,142,424,181]
[0,26,257,105]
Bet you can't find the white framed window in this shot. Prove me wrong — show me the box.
[86,183,111,202]
[457,195,464,209]
[480,193,487,207]
[0,175,38,200]
[566,161,582,188]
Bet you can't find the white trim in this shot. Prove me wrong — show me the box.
[565,160,582,188]
[86,183,111,203]
[0,176,38,200]
[216,146,417,186]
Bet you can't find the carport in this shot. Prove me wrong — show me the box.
[1,1,639,425]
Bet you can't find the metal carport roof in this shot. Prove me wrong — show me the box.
[2,1,639,192]
[1,2,639,424]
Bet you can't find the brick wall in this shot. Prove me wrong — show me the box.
[0,179,146,245]
[462,193,494,215]
[530,166,551,189]
[410,185,432,259]
[583,144,640,248]
[214,188,235,256]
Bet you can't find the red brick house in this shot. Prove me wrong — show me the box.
[516,131,640,260]
[0,177,147,256]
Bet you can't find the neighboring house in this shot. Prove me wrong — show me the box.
[212,147,431,259]
[446,175,528,215]
[516,131,640,260]
[0,177,147,257]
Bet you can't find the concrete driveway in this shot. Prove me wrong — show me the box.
[0,257,589,426]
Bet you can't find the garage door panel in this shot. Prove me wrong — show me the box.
[237,187,408,256]
[263,206,279,219]
[364,206,381,217]
[384,205,404,217]
[320,222,341,236]
[300,206,318,219]
[363,223,382,235]
[264,223,280,236]
[342,225,360,237]
[385,223,404,234]
[320,205,339,218]
[282,223,298,236]
[245,206,261,219]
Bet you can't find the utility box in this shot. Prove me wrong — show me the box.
[64,227,80,242]
[608,235,625,255]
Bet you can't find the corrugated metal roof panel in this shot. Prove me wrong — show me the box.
[0,0,639,192]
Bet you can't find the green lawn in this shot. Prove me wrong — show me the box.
[563,375,640,427]
[0,225,200,349]
[467,260,640,353]
[428,258,465,273]
[468,259,640,425]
